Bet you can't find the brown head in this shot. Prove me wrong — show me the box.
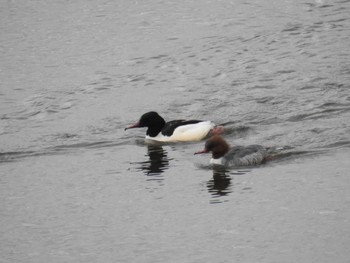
[194,135,230,159]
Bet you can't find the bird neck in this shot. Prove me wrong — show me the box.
[146,117,165,137]
[146,126,163,137]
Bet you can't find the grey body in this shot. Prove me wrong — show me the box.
[211,145,268,167]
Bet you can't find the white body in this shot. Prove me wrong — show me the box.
[146,121,215,142]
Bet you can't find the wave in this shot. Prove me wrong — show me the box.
[0,140,129,164]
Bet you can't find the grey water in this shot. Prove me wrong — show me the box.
[1,0,350,262]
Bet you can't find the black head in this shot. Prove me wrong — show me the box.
[125,111,166,137]
[138,111,165,128]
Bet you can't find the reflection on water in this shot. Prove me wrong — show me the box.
[207,167,257,203]
[207,167,232,201]
[133,145,170,180]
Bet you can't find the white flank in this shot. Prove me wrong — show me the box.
[210,158,223,165]
[146,121,215,142]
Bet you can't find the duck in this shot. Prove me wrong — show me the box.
[195,135,271,166]
[125,111,224,142]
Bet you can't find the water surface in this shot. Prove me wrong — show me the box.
[1,0,350,262]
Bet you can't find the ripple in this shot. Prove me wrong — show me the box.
[0,151,37,163]
[275,70,296,74]
[281,23,303,33]
[222,125,252,138]
[0,140,128,164]
[319,140,350,150]
[271,150,320,163]
[287,106,350,122]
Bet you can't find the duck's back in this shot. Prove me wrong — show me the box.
[161,120,202,136]
[223,145,268,166]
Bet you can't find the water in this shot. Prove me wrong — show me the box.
[1,0,350,262]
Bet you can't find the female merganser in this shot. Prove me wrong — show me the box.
[195,135,271,166]
[125,111,223,142]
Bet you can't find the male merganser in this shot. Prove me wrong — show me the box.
[125,111,223,142]
[195,135,271,166]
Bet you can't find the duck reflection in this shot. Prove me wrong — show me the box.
[207,167,232,197]
[135,145,170,178]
